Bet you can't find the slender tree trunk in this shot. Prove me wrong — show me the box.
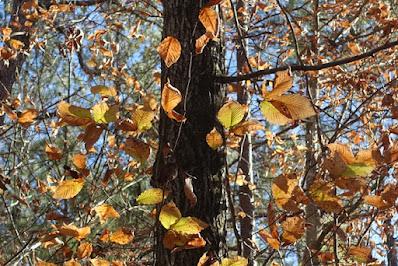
[235,0,255,263]
[152,1,226,265]
[386,218,397,266]
[303,1,321,265]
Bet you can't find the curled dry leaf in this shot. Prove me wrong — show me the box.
[232,119,264,136]
[45,143,63,160]
[161,81,186,122]
[91,85,117,97]
[184,177,197,207]
[281,216,305,244]
[57,223,90,240]
[206,127,223,149]
[271,174,307,212]
[120,137,150,162]
[157,36,181,68]
[17,108,38,127]
[52,178,84,200]
[94,203,120,224]
[79,123,104,152]
[77,241,93,259]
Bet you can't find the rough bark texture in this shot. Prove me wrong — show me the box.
[0,0,31,103]
[152,1,226,265]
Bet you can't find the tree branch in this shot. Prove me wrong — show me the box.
[214,39,398,83]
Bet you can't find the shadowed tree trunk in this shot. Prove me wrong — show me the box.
[235,0,255,264]
[152,1,227,265]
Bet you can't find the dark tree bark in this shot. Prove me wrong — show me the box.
[0,0,31,103]
[152,1,226,265]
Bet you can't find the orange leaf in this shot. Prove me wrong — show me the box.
[281,216,305,244]
[206,127,223,149]
[52,178,84,200]
[17,108,38,127]
[120,138,150,162]
[109,228,134,245]
[77,241,93,259]
[199,7,218,35]
[45,143,63,161]
[94,204,120,224]
[57,223,90,240]
[157,36,181,68]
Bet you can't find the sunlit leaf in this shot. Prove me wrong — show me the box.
[109,228,134,245]
[64,259,81,266]
[90,258,110,266]
[347,246,373,263]
[72,153,86,170]
[199,7,218,35]
[17,108,38,127]
[221,256,248,266]
[265,70,293,99]
[232,119,264,136]
[94,204,120,224]
[77,241,93,259]
[57,101,92,126]
[206,127,223,149]
[91,102,119,124]
[217,101,246,129]
[259,229,280,250]
[52,178,84,200]
[171,217,208,235]
[281,216,305,244]
[161,81,185,122]
[136,188,165,205]
[157,36,181,68]
[91,85,117,97]
[57,223,90,240]
[133,107,155,131]
[159,202,182,229]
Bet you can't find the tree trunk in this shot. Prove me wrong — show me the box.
[303,1,321,265]
[152,1,226,265]
[0,0,30,102]
[235,0,255,263]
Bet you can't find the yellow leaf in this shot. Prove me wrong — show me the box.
[57,223,90,240]
[77,241,93,259]
[133,108,155,131]
[90,258,110,266]
[9,39,25,50]
[45,143,63,161]
[94,204,120,224]
[157,36,181,68]
[17,108,38,127]
[265,70,293,99]
[170,217,208,235]
[221,256,248,266]
[109,228,134,245]
[120,138,150,162]
[91,102,119,124]
[52,178,84,200]
[64,259,81,266]
[91,85,117,97]
[136,188,165,205]
[231,119,264,136]
[206,127,223,149]
[159,202,182,229]
[217,101,246,129]
[260,100,292,125]
[309,180,343,213]
[57,101,92,126]
[199,7,218,35]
